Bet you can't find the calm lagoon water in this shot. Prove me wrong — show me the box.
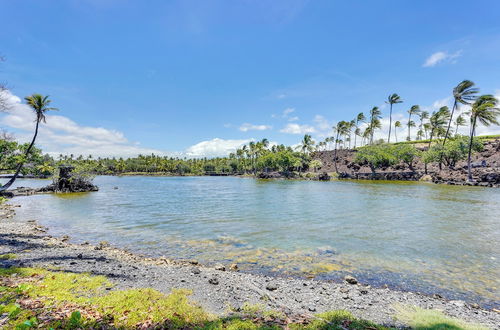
[7,176,500,307]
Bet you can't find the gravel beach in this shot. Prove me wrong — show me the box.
[1,203,499,329]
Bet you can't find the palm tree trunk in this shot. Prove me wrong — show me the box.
[0,121,40,192]
[333,132,340,173]
[395,127,398,142]
[407,113,411,141]
[467,117,477,182]
[388,104,393,143]
[443,100,457,146]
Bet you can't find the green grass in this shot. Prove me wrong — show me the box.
[0,267,491,329]
[0,253,17,260]
[395,305,488,330]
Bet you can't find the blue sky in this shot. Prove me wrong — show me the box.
[1,0,500,157]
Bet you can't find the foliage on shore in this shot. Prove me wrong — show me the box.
[0,266,488,329]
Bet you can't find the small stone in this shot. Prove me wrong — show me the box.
[61,235,70,242]
[450,300,465,308]
[432,293,443,299]
[344,275,358,285]
[77,253,83,259]
[191,267,201,275]
[214,263,226,271]
[359,289,368,294]
[189,260,199,265]
[208,277,219,285]
[308,306,316,312]
[229,263,238,271]
[266,283,278,291]
[70,261,77,265]
[342,295,349,299]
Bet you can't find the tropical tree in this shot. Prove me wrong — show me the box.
[386,93,403,143]
[309,159,323,172]
[428,106,451,147]
[466,95,500,181]
[454,114,466,135]
[333,121,350,173]
[300,134,315,154]
[418,111,429,139]
[1,94,57,191]
[444,80,479,146]
[394,121,401,142]
[406,105,420,141]
[368,106,382,144]
[353,112,365,148]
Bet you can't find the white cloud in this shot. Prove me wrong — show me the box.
[288,116,299,122]
[239,123,272,132]
[280,123,316,134]
[423,50,462,67]
[0,90,166,158]
[184,138,251,158]
[283,108,295,116]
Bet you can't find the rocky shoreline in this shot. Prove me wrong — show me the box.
[1,203,499,328]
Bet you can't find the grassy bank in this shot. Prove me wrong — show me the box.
[0,266,488,329]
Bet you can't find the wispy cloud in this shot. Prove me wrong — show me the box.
[239,123,272,132]
[423,50,462,67]
[280,123,316,134]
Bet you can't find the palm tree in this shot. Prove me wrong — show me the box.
[353,112,365,148]
[394,121,402,142]
[428,106,450,148]
[333,121,350,173]
[386,93,403,143]
[1,94,57,191]
[454,114,466,135]
[300,134,315,154]
[418,111,429,139]
[368,106,382,144]
[444,80,479,146]
[466,95,499,181]
[406,105,420,141]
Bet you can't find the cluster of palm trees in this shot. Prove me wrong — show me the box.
[315,80,498,153]
[314,80,499,181]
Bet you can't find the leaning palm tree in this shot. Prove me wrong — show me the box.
[428,106,451,148]
[444,80,479,146]
[406,105,420,141]
[0,94,57,191]
[466,95,500,181]
[333,121,350,173]
[394,121,402,142]
[386,93,403,143]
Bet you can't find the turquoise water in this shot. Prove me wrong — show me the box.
[7,176,500,307]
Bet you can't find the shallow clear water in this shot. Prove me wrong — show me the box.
[7,176,500,307]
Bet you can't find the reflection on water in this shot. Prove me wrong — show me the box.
[7,176,500,307]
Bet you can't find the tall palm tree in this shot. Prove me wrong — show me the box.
[418,111,429,139]
[406,105,420,141]
[333,121,350,173]
[353,112,365,148]
[1,94,57,191]
[368,106,382,144]
[466,95,499,181]
[394,121,402,142]
[386,93,403,143]
[444,80,479,146]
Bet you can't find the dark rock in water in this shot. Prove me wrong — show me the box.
[266,283,278,291]
[344,275,358,284]
[318,172,331,181]
[38,165,98,193]
[208,276,219,285]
